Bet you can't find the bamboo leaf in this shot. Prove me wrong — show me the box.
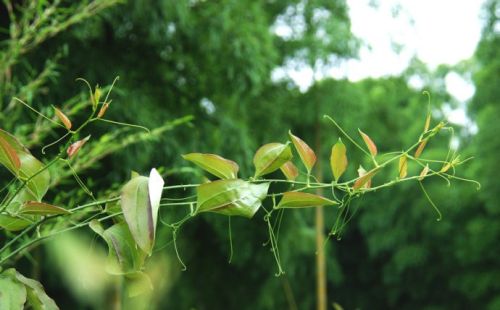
[54,107,72,130]
[353,166,379,190]
[182,153,239,179]
[253,143,292,177]
[196,179,269,218]
[67,135,90,158]
[276,192,337,209]
[358,129,378,156]
[19,201,70,215]
[288,131,316,173]
[280,161,299,181]
[330,139,348,181]
[399,155,408,179]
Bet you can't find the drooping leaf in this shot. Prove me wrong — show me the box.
[0,272,27,310]
[19,201,70,216]
[330,139,348,181]
[54,107,72,130]
[288,131,316,173]
[182,153,239,179]
[0,134,21,172]
[196,179,269,218]
[358,129,378,156]
[276,192,337,209]
[353,166,379,190]
[90,221,147,275]
[67,135,90,158]
[398,155,408,179]
[0,214,32,231]
[419,164,430,181]
[280,161,299,181]
[6,269,59,310]
[414,140,427,158]
[253,143,292,177]
[120,169,164,255]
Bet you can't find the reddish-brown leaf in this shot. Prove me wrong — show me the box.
[19,201,71,215]
[54,107,72,130]
[359,129,378,156]
[280,161,299,181]
[414,140,427,158]
[289,131,316,173]
[98,102,110,118]
[0,134,21,171]
[353,166,379,190]
[67,135,90,158]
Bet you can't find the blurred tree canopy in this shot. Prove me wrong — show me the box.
[1,0,498,309]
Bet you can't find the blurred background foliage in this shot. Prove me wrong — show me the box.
[0,0,499,309]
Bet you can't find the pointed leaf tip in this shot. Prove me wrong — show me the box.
[182,153,239,179]
[289,131,316,172]
[398,155,408,179]
[0,134,21,171]
[353,166,379,190]
[67,135,90,158]
[359,129,378,156]
[253,143,292,177]
[330,139,348,181]
[276,192,337,209]
[54,107,72,130]
[280,161,299,181]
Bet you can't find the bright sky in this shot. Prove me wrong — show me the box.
[273,0,486,128]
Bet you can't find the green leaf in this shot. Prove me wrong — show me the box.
[353,166,380,190]
[0,271,27,310]
[330,139,348,181]
[196,179,269,218]
[5,269,58,310]
[182,153,239,179]
[253,143,292,178]
[0,215,32,231]
[289,131,316,173]
[125,272,153,298]
[18,201,70,216]
[0,133,21,172]
[120,169,164,254]
[280,161,299,181]
[90,221,147,275]
[276,192,337,209]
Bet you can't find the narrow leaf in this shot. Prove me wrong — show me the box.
[67,135,90,158]
[441,162,452,173]
[424,113,431,132]
[196,179,269,218]
[288,131,316,172]
[353,166,379,190]
[330,139,348,181]
[19,201,70,215]
[253,143,292,177]
[280,161,299,181]
[148,168,164,238]
[276,192,337,209]
[121,175,155,254]
[359,129,378,156]
[419,164,429,181]
[0,134,21,172]
[97,102,110,118]
[414,140,427,158]
[182,153,239,179]
[398,155,408,179]
[54,107,72,130]
[0,214,32,231]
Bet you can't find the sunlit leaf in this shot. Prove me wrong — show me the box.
[7,269,59,310]
[0,214,32,231]
[196,179,269,218]
[0,134,21,172]
[182,153,239,179]
[353,166,379,190]
[399,155,408,179]
[414,140,427,158]
[358,129,378,156]
[67,135,90,158]
[280,161,299,181]
[0,271,27,310]
[419,164,429,181]
[330,139,348,181]
[19,201,70,216]
[90,221,147,275]
[288,131,316,173]
[276,192,337,209]
[54,107,72,130]
[441,162,452,173]
[253,143,292,177]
